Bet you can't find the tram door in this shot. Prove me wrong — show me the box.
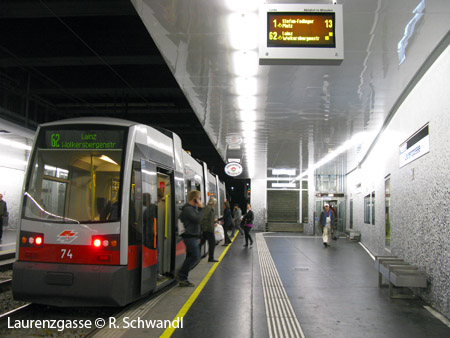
[157,172,172,277]
[141,160,157,295]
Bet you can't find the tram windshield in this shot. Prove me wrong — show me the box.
[23,126,127,224]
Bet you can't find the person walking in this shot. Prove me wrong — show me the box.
[200,197,219,262]
[242,203,254,247]
[219,201,233,246]
[0,194,7,241]
[233,204,244,237]
[319,203,336,248]
[177,190,203,287]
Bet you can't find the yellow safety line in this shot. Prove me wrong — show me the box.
[160,230,240,337]
[0,249,15,254]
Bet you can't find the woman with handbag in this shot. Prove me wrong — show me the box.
[242,203,254,247]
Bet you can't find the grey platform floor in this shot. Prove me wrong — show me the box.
[0,228,16,255]
[117,232,450,338]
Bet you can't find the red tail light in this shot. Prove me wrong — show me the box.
[91,234,120,250]
[20,231,44,247]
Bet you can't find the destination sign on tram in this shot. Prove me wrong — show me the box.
[44,130,124,149]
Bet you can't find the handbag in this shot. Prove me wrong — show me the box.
[177,218,185,235]
[214,224,224,241]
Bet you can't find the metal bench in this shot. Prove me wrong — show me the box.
[389,266,427,299]
[375,256,405,287]
[375,256,427,299]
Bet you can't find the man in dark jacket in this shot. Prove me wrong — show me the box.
[200,197,218,262]
[0,194,7,240]
[177,190,203,287]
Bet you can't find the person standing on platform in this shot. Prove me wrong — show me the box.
[242,203,254,247]
[320,203,336,248]
[233,204,244,237]
[0,194,7,241]
[219,201,233,246]
[200,197,219,262]
[177,190,203,287]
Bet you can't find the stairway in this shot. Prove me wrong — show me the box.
[267,222,304,232]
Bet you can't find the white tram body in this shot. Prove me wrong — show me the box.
[12,117,226,306]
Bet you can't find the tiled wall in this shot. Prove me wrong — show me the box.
[0,146,28,228]
[347,44,450,318]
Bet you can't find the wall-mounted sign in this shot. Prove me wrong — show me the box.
[225,162,243,177]
[399,124,429,168]
[226,134,243,146]
[259,4,344,65]
[316,193,345,197]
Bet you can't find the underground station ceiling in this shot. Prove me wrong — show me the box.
[0,0,238,186]
[1,0,450,188]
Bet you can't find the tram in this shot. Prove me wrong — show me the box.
[12,117,226,306]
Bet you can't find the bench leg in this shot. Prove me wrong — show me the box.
[389,282,418,299]
[379,272,388,287]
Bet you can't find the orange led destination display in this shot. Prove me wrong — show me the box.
[267,12,336,48]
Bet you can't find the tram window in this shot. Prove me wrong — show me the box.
[41,179,67,218]
[23,149,123,223]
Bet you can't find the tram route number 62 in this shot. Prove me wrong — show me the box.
[61,249,73,259]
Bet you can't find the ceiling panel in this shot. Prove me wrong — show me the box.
[132,0,450,180]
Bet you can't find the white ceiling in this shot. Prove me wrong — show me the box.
[132,0,450,180]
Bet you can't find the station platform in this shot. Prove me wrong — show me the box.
[95,232,450,338]
[0,228,16,259]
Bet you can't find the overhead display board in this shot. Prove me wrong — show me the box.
[259,4,344,65]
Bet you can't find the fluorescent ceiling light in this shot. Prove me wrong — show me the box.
[44,165,57,171]
[239,110,257,122]
[0,157,28,166]
[99,155,118,165]
[228,158,241,163]
[272,168,296,176]
[293,132,366,181]
[243,131,256,141]
[227,13,258,50]
[233,51,258,76]
[241,122,256,132]
[272,182,296,188]
[237,96,257,110]
[235,77,258,96]
[0,137,31,151]
[267,178,293,181]
[225,0,259,12]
